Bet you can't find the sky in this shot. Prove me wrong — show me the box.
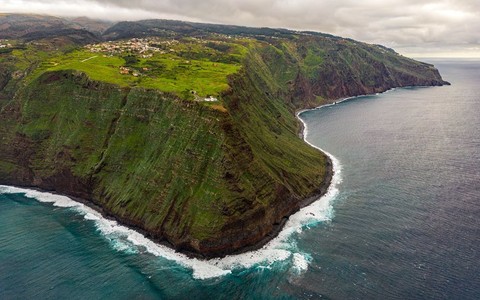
[2,0,479,58]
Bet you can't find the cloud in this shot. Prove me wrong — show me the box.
[2,0,479,57]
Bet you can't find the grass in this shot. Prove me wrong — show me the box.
[9,38,248,99]
[4,40,332,245]
[15,72,232,238]
[303,47,325,78]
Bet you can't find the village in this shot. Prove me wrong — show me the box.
[84,38,175,80]
[82,37,238,102]
[0,39,12,49]
[84,35,242,57]
[82,34,248,102]
[84,37,180,57]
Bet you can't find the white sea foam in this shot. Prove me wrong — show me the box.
[0,186,79,208]
[0,104,342,280]
[291,253,311,274]
[304,88,397,110]
[0,185,231,279]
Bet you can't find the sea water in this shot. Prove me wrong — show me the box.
[1,59,479,299]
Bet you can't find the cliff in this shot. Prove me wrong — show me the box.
[0,20,448,258]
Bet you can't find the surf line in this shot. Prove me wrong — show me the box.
[0,106,343,280]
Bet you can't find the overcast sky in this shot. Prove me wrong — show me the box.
[3,0,479,57]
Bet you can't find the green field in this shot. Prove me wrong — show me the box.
[10,38,249,99]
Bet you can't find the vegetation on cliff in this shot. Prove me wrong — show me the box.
[0,14,448,257]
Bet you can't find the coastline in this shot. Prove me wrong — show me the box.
[1,86,430,261]
[0,83,449,278]
[0,105,337,261]
[7,83,446,275]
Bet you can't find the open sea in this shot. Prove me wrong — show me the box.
[1,59,479,299]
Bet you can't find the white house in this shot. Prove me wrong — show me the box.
[204,96,218,102]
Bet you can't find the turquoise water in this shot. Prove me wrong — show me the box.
[1,59,479,299]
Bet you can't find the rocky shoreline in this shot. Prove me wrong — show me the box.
[0,158,333,260]
[0,83,450,259]
[0,110,334,259]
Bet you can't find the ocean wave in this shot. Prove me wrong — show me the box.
[0,108,341,280]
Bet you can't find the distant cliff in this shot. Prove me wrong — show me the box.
[0,17,448,258]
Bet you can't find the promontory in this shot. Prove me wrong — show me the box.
[0,14,449,258]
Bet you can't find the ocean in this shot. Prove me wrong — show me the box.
[1,59,479,299]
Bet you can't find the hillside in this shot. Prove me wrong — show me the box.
[0,15,448,257]
[0,14,102,44]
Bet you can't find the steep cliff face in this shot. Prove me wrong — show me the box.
[0,36,448,257]
[0,64,16,104]
[0,68,329,257]
[298,40,447,105]
[246,36,449,109]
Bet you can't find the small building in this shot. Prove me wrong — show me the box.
[204,96,218,102]
[119,66,130,75]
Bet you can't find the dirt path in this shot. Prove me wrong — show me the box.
[81,56,98,62]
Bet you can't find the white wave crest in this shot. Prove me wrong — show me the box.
[291,253,311,274]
